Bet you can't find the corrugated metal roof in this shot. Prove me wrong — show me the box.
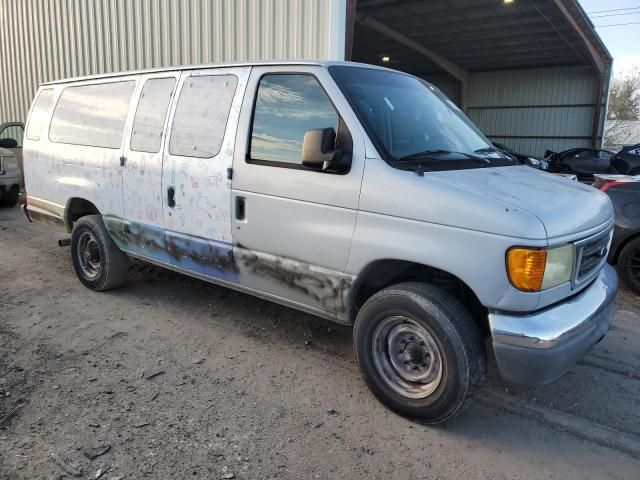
[352,0,612,75]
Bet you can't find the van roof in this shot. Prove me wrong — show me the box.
[42,60,392,86]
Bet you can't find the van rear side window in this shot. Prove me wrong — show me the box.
[26,89,54,141]
[49,81,135,149]
[169,75,238,158]
[131,77,176,153]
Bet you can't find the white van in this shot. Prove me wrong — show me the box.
[22,61,618,423]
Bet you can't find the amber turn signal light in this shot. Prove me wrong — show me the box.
[507,248,547,292]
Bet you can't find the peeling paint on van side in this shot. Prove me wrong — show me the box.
[234,245,353,317]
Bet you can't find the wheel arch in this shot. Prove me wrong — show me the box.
[64,197,100,232]
[347,259,488,334]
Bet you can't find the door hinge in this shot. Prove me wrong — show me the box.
[227,167,233,180]
[119,156,127,167]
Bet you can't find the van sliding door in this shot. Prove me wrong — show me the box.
[161,67,251,280]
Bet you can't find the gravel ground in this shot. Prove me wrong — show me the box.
[1,205,639,479]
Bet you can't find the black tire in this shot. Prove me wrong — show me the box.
[0,185,19,208]
[353,282,485,423]
[618,237,640,295]
[71,214,128,291]
[629,168,640,176]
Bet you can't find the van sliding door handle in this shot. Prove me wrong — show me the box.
[167,187,176,208]
[235,196,246,221]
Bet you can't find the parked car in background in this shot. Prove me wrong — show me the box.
[595,174,640,294]
[611,144,640,175]
[21,61,618,423]
[0,146,21,207]
[0,122,25,185]
[492,142,548,170]
[546,147,616,182]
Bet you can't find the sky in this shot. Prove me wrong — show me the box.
[579,0,640,78]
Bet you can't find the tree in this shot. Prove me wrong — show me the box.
[605,67,640,148]
[608,67,640,121]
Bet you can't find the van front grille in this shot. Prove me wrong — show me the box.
[572,227,612,287]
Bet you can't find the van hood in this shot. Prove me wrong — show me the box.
[429,165,613,240]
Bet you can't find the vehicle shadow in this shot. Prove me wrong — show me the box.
[118,259,640,457]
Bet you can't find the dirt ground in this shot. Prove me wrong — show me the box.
[1,205,640,480]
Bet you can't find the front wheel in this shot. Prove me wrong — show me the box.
[353,282,485,423]
[71,214,129,291]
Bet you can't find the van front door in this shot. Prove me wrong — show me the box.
[231,66,366,320]
[121,72,179,259]
[162,67,251,279]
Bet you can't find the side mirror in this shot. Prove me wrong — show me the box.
[0,138,18,148]
[544,150,554,159]
[301,128,351,173]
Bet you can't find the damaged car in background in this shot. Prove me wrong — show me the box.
[594,174,640,295]
[492,142,548,170]
[21,61,618,423]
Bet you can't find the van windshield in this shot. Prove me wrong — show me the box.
[329,65,515,172]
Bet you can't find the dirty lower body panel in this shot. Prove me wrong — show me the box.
[102,217,352,322]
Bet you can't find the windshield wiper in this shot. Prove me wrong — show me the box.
[397,149,490,164]
[474,146,517,163]
[473,147,500,155]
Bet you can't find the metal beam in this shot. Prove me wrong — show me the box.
[344,0,358,60]
[548,0,606,73]
[356,14,469,85]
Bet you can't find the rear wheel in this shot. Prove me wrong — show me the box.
[353,282,485,423]
[0,185,19,207]
[619,237,640,295]
[71,215,128,291]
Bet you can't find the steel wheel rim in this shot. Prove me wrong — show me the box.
[372,316,443,399]
[77,231,101,279]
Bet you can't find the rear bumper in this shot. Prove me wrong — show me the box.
[22,196,66,229]
[489,263,618,385]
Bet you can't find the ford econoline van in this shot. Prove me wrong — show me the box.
[22,61,618,423]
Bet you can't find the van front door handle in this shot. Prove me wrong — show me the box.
[167,187,176,208]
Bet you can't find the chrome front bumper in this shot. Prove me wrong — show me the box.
[489,263,618,385]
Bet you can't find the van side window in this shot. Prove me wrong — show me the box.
[169,75,238,158]
[49,81,135,149]
[26,89,54,141]
[250,74,338,165]
[131,77,176,153]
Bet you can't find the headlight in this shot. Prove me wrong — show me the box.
[507,244,574,292]
[528,158,541,166]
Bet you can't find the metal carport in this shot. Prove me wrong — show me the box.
[347,0,612,156]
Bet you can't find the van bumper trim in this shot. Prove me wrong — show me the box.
[488,263,618,385]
